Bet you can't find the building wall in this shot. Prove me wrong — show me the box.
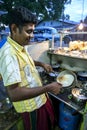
[25,41,51,64]
[37,20,77,31]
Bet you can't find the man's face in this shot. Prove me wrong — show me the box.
[11,23,35,46]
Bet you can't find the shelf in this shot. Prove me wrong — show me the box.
[48,51,87,71]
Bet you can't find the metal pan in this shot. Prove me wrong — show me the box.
[56,70,77,88]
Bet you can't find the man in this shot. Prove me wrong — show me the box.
[0,6,62,130]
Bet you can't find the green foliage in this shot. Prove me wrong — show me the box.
[0,0,70,25]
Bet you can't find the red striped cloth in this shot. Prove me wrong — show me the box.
[21,98,56,130]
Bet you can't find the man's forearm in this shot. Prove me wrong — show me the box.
[7,84,49,102]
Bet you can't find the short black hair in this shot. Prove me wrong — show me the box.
[8,6,38,27]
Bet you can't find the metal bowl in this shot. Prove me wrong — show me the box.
[48,71,58,77]
[72,88,87,103]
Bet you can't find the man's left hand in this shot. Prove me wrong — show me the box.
[42,63,53,73]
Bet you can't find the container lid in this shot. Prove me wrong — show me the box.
[77,71,87,77]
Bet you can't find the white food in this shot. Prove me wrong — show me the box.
[57,74,74,87]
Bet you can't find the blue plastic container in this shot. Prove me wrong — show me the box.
[58,102,81,130]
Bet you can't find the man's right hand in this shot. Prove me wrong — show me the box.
[45,82,62,95]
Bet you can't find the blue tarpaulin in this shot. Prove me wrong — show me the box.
[0,38,6,48]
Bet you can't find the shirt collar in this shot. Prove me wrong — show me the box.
[7,36,25,52]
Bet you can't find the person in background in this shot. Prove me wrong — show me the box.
[0,6,62,130]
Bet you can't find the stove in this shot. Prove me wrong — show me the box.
[38,68,87,113]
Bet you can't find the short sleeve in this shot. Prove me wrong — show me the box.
[0,53,21,86]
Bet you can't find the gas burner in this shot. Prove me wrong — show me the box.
[82,82,87,87]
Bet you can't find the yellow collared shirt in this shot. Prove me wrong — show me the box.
[0,36,47,113]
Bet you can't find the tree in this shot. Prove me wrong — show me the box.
[0,0,71,25]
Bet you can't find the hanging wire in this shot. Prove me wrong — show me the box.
[78,0,85,30]
[81,0,85,21]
